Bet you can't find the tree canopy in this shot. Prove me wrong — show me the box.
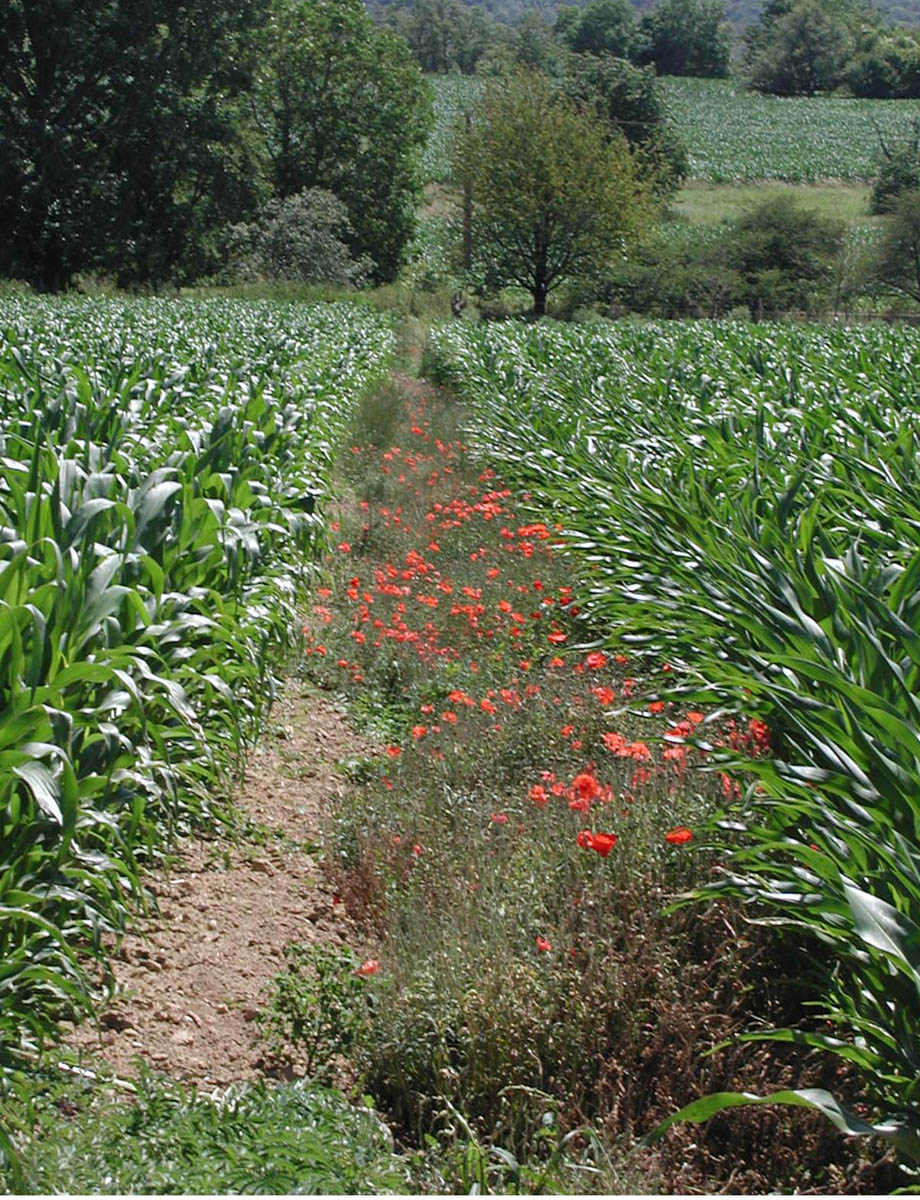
[457,69,651,314]
[639,0,732,77]
[740,0,920,97]
[0,0,267,290]
[562,53,688,197]
[255,0,431,284]
[0,0,432,290]
[555,0,643,59]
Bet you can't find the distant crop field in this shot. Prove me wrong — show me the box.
[662,77,920,182]
[422,75,483,183]
[425,74,920,185]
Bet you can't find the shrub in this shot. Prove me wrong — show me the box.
[728,194,844,317]
[228,189,373,286]
[870,122,920,213]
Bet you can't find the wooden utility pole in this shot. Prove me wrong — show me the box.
[463,111,472,275]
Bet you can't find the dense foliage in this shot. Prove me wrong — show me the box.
[255,0,432,284]
[607,196,847,317]
[372,0,920,32]
[745,0,920,96]
[0,0,267,291]
[0,0,430,291]
[638,0,732,76]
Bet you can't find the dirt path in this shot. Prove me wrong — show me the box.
[65,685,374,1088]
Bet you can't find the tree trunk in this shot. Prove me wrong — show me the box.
[533,225,548,316]
[532,279,547,316]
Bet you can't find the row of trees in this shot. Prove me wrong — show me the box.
[0,0,431,290]
[744,0,920,97]
[379,0,920,99]
[380,0,732,78]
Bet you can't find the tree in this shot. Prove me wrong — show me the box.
[555,0,644,60]
[256,0,432,282]
[0,0,267,290]
[639,0,732,78]
[845,26,920,97]
[728,195,844,317]
[457,70,651,315]
[872,189,920,302]
[744,0,876,95]
[871,121,920,213]
[228,189,371,285]
[384,0,495,74]
[563,54,688,197]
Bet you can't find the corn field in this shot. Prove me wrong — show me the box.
[662,77,920,182]
[429,317,920,1163]
[0,297,393,1096]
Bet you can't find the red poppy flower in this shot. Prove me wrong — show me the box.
[356,959,380,976]
[529,784,549,807]
[535,936,552,952]
[665,826,693,845]
[571,772,601,800]
[490,811,509,824]
[385,745,402,758]
[602,731,628,755]
[590,832,617,856]
[548,631,567,644]
[585,651,607,669]
[576,829,617,857]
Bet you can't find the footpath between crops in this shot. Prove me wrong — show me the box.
[60,368,896,1195]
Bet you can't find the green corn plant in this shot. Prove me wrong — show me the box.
[428,316,920,1170]
[0,296,395,1081]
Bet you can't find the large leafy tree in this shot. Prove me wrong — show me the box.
[256,0,432,282]
[638,0,732,78]
[0,0,266,290]
[457,70,651,315]
[744,0,878,95]
[554,0,643,59]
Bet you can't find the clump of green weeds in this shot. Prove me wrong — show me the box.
[0,1065,407,1194]
[259,943,375,1081]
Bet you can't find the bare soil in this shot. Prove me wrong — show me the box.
[64,683,374,1089]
